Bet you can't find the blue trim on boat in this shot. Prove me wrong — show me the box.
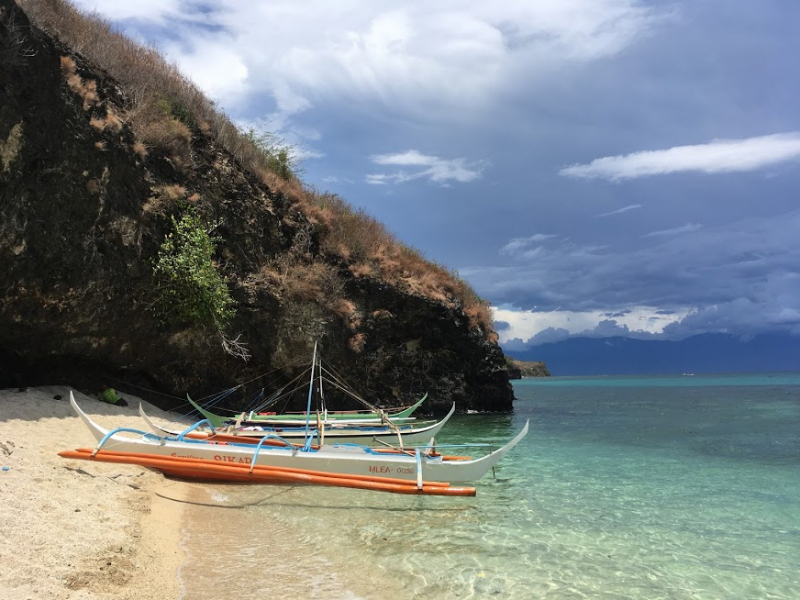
[176,419,215,441]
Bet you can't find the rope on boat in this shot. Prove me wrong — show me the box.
[249,368,310,413]
[200,387,238,411]
[111,347,421,423]
[135,347,426,431]
[241,388,265,412]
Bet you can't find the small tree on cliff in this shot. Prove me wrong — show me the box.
[153,208,249,360]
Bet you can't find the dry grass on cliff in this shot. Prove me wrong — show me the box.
[19,0,495,338]
[21,0,262,173]
[304,189,493,333]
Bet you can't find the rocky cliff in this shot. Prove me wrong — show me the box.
[506,359,551,379]
[0,0,514,414]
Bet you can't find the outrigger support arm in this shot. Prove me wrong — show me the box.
[249,433,300,473]
[92,427,163,456]
[176,419,215,442]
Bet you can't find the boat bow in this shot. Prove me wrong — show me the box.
[70,391,113,443]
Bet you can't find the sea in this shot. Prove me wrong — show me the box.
[176,373,800,599]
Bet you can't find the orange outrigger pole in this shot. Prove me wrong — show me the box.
[58,448,477,497]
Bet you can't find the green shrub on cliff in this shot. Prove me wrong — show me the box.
[152,208,235,329]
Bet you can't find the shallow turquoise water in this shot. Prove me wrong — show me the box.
[179,374,800,599]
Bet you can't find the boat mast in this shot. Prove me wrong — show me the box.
[317,350,326,445]
[303,341,318,448]
[318,353,326,418]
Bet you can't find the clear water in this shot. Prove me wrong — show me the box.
[178,374,800,599]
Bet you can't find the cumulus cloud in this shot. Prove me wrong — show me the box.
[527,327,573,345]
[165,39,250,100]
[560,133,800,181]
[506,319,664,349]
[491,306,684,348]
[500,337,533,353]
[73,1,667,128]
[366,150,484,185]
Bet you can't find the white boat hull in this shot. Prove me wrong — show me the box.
[70,393,528,484]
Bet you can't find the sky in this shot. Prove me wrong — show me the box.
[72,0,800,353]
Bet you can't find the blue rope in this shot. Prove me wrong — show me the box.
[242,389,266,412]
[202,387,238,409]
[303,429,318,451]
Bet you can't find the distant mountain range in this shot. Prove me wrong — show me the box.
[506,333,800,376]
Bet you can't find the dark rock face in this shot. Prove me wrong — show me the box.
[0,1,514,414]
[507,364,522,380]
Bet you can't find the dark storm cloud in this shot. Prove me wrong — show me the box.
[493,321,511,332]
[604,311,632,318]
[466,209,800,337]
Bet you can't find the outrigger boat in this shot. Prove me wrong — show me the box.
[187,344,428,429]
[60,392,530,496]
[139,402,456,447]
[156,344,450,447]
[187,394,427,429]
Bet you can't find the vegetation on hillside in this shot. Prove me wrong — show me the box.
[152,207,235,329]
[151,207,250,360]
[19,0,495,339]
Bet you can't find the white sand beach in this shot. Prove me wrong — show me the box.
[0,386,188,600]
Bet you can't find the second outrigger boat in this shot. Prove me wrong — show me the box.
[188,393,428,429]
[187,344,429,429]
[139,402,456,447]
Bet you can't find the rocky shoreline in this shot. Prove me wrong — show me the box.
[506,359,551,379]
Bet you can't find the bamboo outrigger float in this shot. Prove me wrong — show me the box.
[60,392,529,496]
